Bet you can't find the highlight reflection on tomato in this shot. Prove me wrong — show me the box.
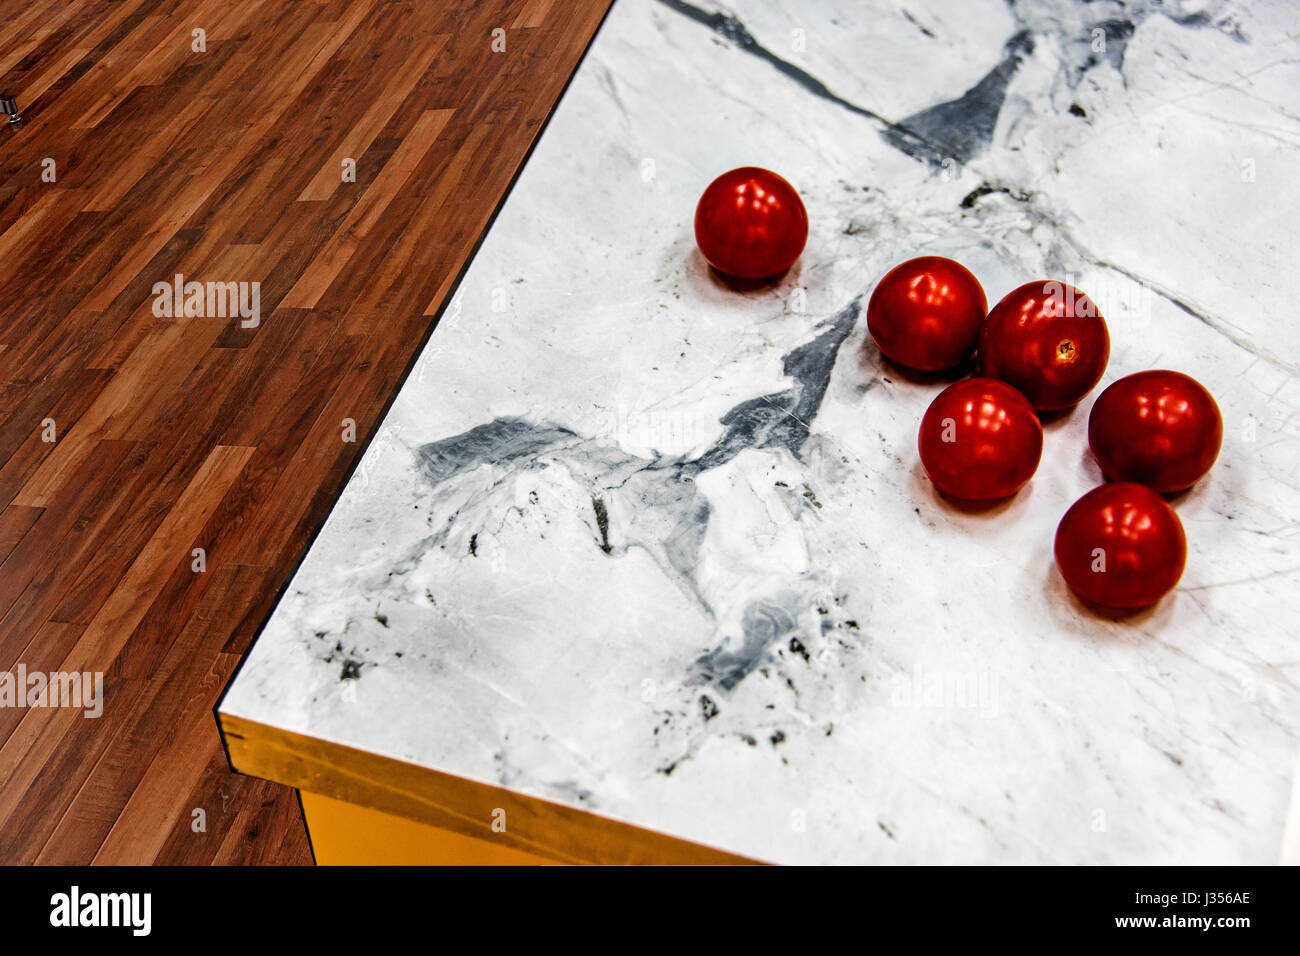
[918,378,1043,500]
[1088,370,1223,493]
[1054,483,1186,608]
[694,167,808,279]
[979,281,1110,410]
[867,256,988,370]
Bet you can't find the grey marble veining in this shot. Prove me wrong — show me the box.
[222,0,1300,863]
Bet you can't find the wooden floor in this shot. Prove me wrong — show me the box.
[0,0,611,864]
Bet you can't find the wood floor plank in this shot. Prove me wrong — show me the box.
[0,0,613,865]
[0,620,85,752]
[0,505,42,567]
[149,740,278,865]
[0,438,135,636]
[282,108,457,309]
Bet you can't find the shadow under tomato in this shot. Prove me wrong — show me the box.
[870,351,977,387]
[1068,592,1163,622]
[1044,562,1170,625]
[1085,470,1210,508]
[1036,405,1081,431]
[690,243,798,295]
[1160,481,1214,507]
[911,460,1027,517]
[934,489,1023,515]
[704,266,790,294]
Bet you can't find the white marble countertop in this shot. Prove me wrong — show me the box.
[221,0,1300,864]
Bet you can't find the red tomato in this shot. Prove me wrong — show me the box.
[1088,370,1223,493]
[694,167,808,279]
[1054,483,1187,608]
[979,281,1110,410]
[867,256,988,370]
[918,378,1043,500]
